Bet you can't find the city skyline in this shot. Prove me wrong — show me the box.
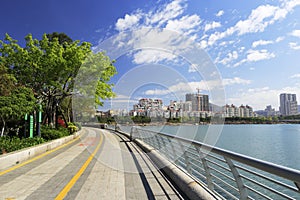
[105,91,300,117]
[1,0,300,111]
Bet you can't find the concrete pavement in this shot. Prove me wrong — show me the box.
[0,127,185,199]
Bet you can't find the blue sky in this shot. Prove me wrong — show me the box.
[1,0,300,111]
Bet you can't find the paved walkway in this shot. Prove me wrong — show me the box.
[0,127,185,199]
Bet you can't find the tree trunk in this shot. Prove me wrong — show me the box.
[1,117,5,137]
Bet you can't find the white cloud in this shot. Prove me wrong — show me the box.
[111,0,205,64]
[133,49,177,64]
[166,14,201,34]
[146,0,186,26]
[290,73,300,78]
[204,21,221,32]
[252,40,273,48]
[246,49,275,62]
[252,37,284,48]
[207,2,300,46]
[289,42,300,50]
[275,36,284,42]
[115,13,141,31]
[216,10,224,17]
[290,29,300,38]
[226,87,278,110]
[234,49,275,67]
[235,5,278,35]
[144,89,171,95]
[219,51,238,65]
[223,77,252,85]
[143,77,251,97]
[199,40,208,49]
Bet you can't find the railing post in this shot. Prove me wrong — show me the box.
[195,146,214,191]
[167,137,179,165]
[160,136,169,158]
[179,141,192,174]
[130,126,137,141]
[155,135,161,150]
[224,157,248,200]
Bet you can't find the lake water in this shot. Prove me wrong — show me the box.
[120,124,300,170]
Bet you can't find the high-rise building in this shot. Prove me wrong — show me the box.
[185,93,209,111]
[279,93,298,116]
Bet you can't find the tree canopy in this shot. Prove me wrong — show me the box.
[0,33,116,134]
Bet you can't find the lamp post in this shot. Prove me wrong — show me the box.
[55,99,59,129]
[36,104,42,137]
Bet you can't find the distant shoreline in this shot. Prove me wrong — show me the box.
[113,121,300,126]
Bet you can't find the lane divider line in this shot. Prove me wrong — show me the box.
[0,132,83,177]
[55,131,103,200]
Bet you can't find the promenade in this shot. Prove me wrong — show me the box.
[0,128,187,199]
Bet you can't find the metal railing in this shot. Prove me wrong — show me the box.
[125,127,300,200]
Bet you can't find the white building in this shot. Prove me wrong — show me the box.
[223,104,254,118]
[223,104,240,117]
[132,98,164,116]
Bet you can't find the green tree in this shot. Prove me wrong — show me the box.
[0,33,116,127]
[46,32,73,45]
[0,62,36,137]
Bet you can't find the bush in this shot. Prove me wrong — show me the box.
[0,136,45,155]
[67,122,78,134]
[41,126,70,141]
[0,125,74,155]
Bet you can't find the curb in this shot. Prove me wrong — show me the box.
[0,129,84,171]
[114,130,219,200]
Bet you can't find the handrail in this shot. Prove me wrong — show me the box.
[126,126,300,200]
[134,127,300,184]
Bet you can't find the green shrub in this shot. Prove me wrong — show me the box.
[0,136,45,155]
[41,126,70,141]
[0,126,72,155]
[67,122,78,134]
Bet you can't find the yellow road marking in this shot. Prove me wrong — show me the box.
[55,132,103,200]
[0,133,83,176]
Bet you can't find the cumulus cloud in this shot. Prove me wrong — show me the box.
[234,49,275,67]
[207,2,300,46]
[222,77,252,85]
[115,13,141,31]
[252,40,274,48]
[143,77,251,96]
[290,29,300,38]
[246,49,275,61]
[166,14,201,34]
[290,73,300,78]
[145,0,186,26]
[219,51,238,65]
[216,10,224,17]
[289,42,300,50]
[132,49,177,64]
[275,36,284,42]
[111,0,204,64]
[144,89,171,95]
[204,21,221,32]
[111,0,299,67]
